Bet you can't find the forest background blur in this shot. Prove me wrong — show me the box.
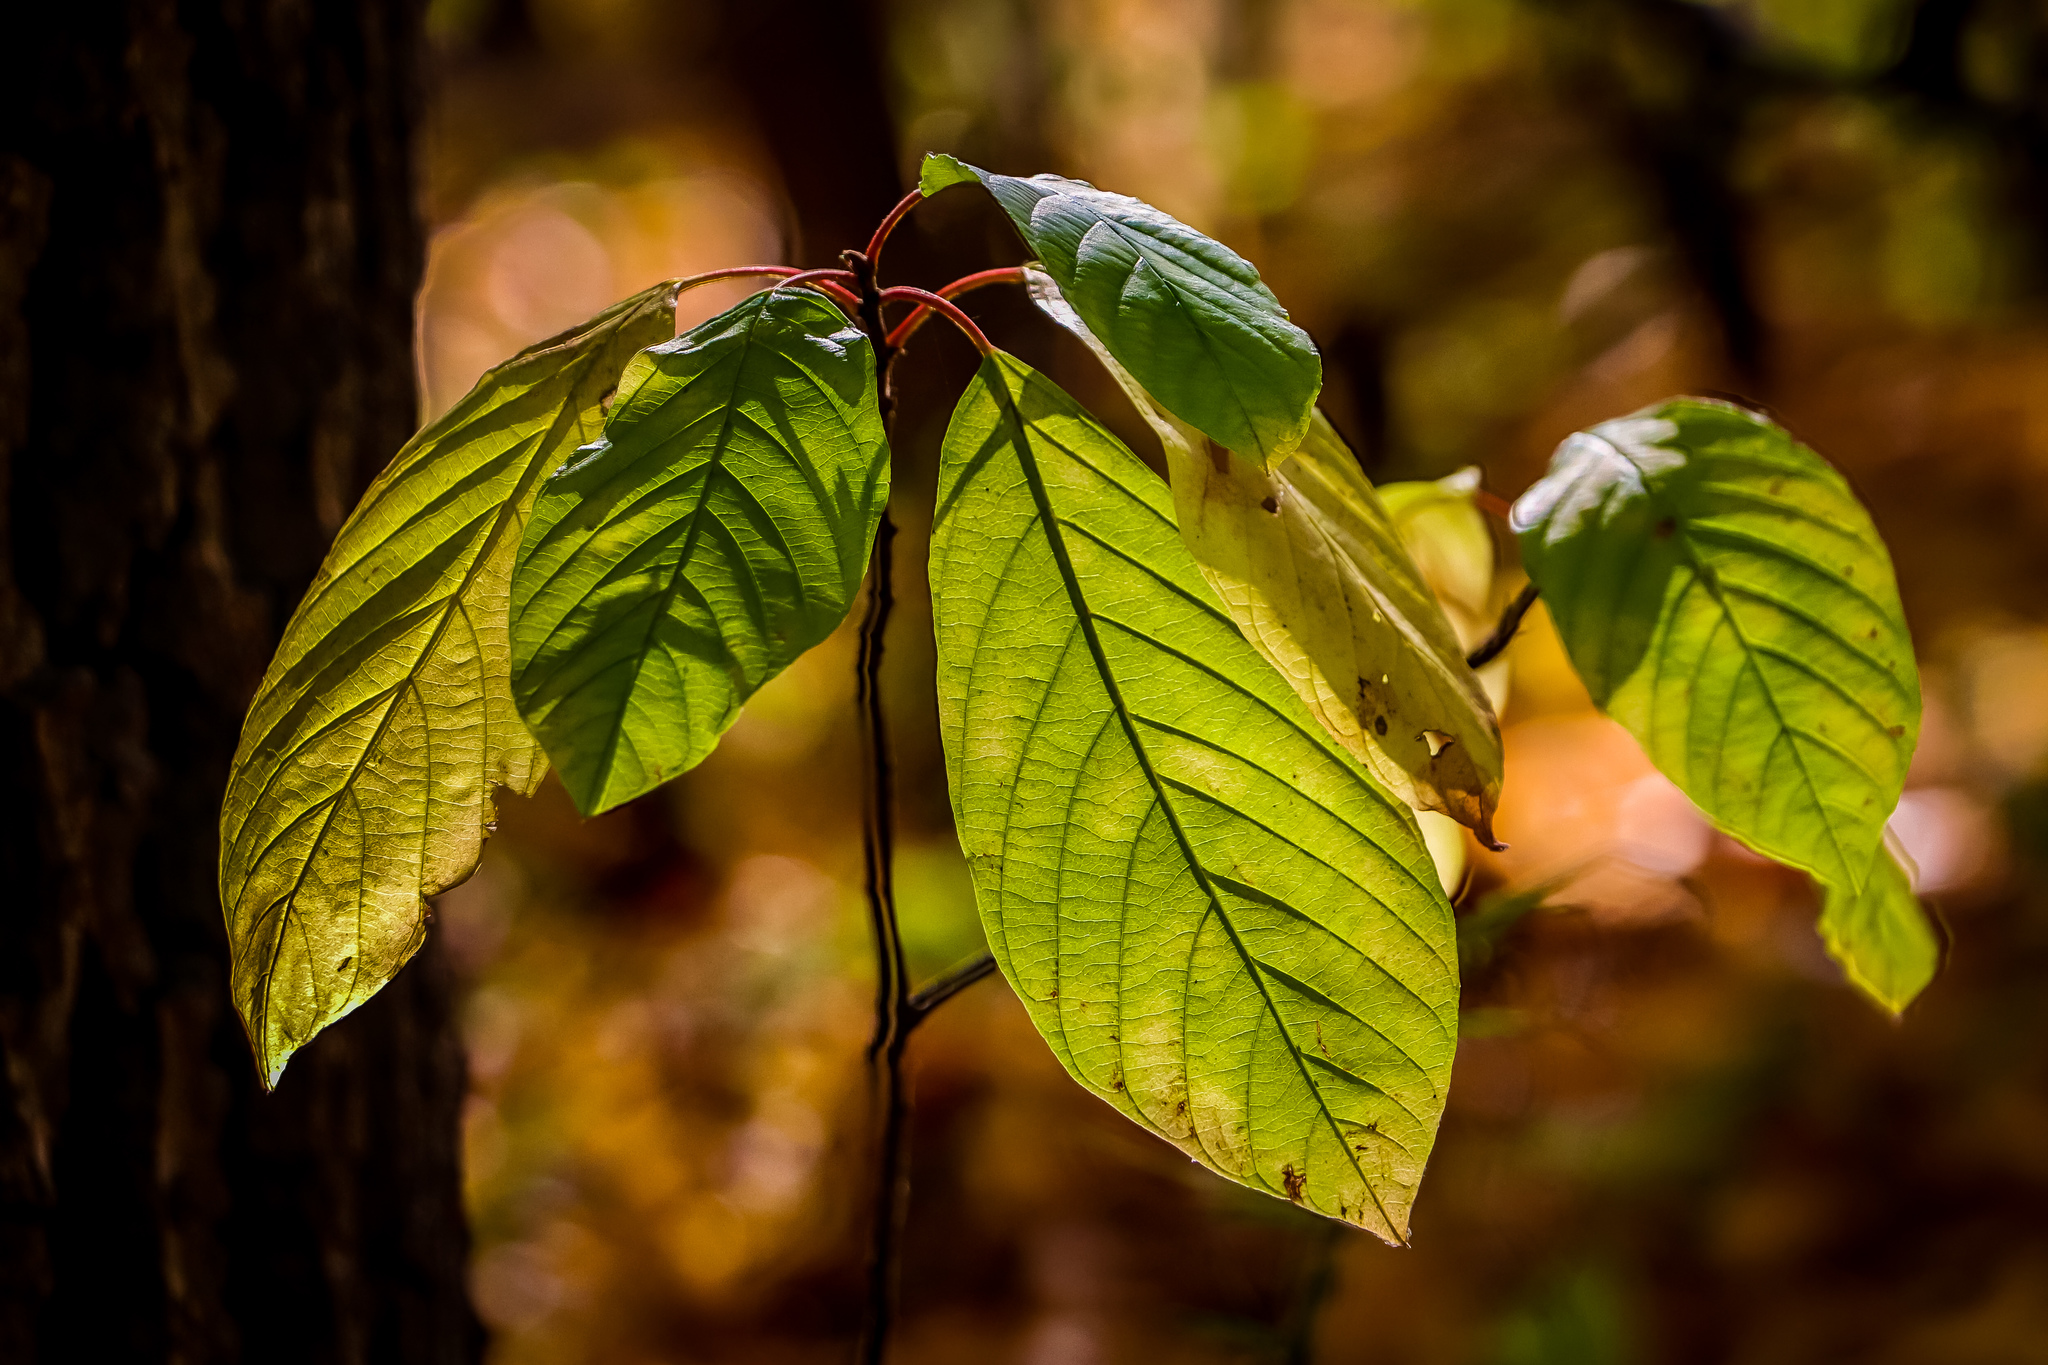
[20,0,2045,1360]
[413,2,2048,1361]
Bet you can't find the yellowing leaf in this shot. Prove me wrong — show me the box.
[1027,269,1503,844]
[1378,469,1496,647]
[219,282,678,1087]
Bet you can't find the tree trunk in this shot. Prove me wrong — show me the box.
[0,3,482,1362]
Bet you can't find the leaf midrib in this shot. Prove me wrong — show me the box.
[244,318,623,1072]
[582,298,771,807]
[989,369,1404,1236]
[1615,434,1876,891]
[1080,217,1268,456]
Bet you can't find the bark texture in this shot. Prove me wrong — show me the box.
[0,2,482,1361]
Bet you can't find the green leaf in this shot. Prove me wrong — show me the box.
[1025,269,1502,842]
[1511,398,1921,897]
[1819,840,1938,1014]
[917,151,982,196]
[509,288,888,816]
[931,350,1457,1240]
[220,281,679,1087]
[921,152,1321,465]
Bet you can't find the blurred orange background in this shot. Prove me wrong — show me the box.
[411,1,2048,1360]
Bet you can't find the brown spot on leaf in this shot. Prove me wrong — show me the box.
[1282,1164,1306,1202]
[1260,495,1279,514]
[1374,715,1388,736]
[1889,724,1906,738]
[336,957,352,973]
[1655,517,1676,538]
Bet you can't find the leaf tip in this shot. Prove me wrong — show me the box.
[917,152,983,198]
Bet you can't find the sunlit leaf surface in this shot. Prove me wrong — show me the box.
[922,152,1321,465]
[220,281,679,1087]
[931,350,1457,1240]
[1512,398,1921,898]
[510,288,887,816]
[1378,469,1497,646]
[1027,270,1501,841]
[1819,840,1938,1013]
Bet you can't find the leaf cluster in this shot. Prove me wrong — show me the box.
[219,157,1932,1240]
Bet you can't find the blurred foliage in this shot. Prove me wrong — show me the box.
[414,0,2048,1359]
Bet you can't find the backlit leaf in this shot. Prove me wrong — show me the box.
[931,350,1458,1240]
[922,152,1321,465]
[510,288,887,816]
[1511,398,1921,897]
[1819,839,1938,1014]
[1379,469,1496,647]
[220,281,679,1087]
[1027,270,1502,842]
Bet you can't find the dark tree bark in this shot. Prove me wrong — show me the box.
[714,0,906,266]
[0,3,482,1362]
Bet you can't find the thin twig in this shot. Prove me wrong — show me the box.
[850,235,909,1365]
[854,506,912,1365]
[904,953,998,1028]
[855,518,904,1064]
[1466,581,1541,670]
[842,251,898,418]
[848,230,1002,1365]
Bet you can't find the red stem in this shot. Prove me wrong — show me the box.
[864,190,924,270]
[674,265,801,290]
[665,264,862,315]
[883,269,1025,350]
[877,287,995,356]
[771,268,864,315]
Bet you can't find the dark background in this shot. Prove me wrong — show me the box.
[7,0,2048,1361]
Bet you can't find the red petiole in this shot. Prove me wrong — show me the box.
[864,190,924,271]
[771,268,864,313]
[878,287,995,356]
[884,268,1026,350]
[1473,488,1513,522]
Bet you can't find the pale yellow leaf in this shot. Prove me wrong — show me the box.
[219,282,678,1087]
[1027,269,1503,843]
